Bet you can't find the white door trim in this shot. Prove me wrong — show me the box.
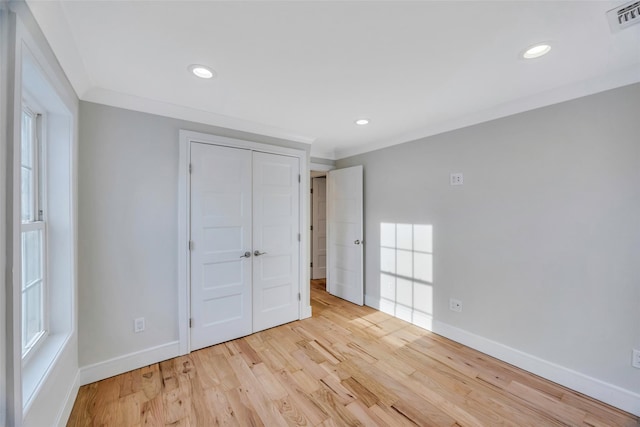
[178,130,310,355]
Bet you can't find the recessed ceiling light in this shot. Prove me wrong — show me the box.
[522,43,551,59]
[188,64,216,79]
[355,119,370,125]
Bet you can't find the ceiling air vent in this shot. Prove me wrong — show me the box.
[607,1,640,32]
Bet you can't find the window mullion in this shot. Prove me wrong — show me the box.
[33,113,40,222]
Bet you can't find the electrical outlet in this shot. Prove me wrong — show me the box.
[450,173,464,186]
[449,298,462,313]
[632,349,640,369]
[134,317,145,333]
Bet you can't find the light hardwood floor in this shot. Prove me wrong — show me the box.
[68,280,639,426]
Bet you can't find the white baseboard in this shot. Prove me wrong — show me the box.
[79,341,180,385]
[56,369,80,427]
[364,294,640,417]
[365,294,381,310]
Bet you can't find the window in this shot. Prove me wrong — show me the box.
[19,33,76,415]
[20,105,47,360]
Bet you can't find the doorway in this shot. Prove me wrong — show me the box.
[178,131,310,354]
[310,172,327,280]
[189,143,300,351]
[310,165,364,307]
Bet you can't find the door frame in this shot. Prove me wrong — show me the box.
[311,176,327,280]
[178,130,310,354]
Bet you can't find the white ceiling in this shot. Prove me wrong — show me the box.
[27,1,640,159]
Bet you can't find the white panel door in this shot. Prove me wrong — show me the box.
[190,143,253,350]
[312,177,327,279]
[252,152,300,332]
[327,165,363,305]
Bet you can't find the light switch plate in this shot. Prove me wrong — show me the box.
[450,173,463,185]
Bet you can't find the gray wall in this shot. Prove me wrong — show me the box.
[78,101,309,366]
[337,83,640,392]
[0,3,9,424]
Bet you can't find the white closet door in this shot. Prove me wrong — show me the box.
[252,152,300,331]
[190,143,252,351]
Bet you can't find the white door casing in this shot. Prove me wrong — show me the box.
[189,143,253,351]
[312,177,327,279]
[327,165,364,305]
[252,152,300,332]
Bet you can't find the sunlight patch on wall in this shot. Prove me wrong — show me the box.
[380,223,433,330]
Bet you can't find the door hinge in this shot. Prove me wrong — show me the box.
[298,233,301,242]
[189,240,194,251]
[310,262,313,268]
[189,318,193,328]
[310,225,313,231]
[298,174,301,183]
[310,188,313,194]
[189,163,192,174]
[298,293,301,301]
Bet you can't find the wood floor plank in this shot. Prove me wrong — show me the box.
[67,382,97,426]
[226,354,290,427]
[391,398,458,426]
[228,338,263,367]
[203,386,239,426]
[369,402,420,427]
[290,368,322,395]
[291,348,330,380]
[140,364,162,400]
[507,380,588,425]
[116,392,142,427]
[338,359,399,407]
[274,368,329,425]
[224,387,265,427]
[68,279,640,426]
[160,359,191,425]
[273,396,313,426]
[346,355,459,426]
[341,376,380,408]
[251,362,288,400]
[563,392,640,427]
[319,374,356,406]
[346,399,387,426]
[407,352,563,427]
[139,395,163,426]
[264,338,304,373]
[118,370,142,399]
[310,384,363,426]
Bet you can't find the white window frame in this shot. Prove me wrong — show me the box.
[20,101,49,364]
[12,9,78,422]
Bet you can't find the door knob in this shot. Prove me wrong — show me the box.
[354,240,361,245]
[254,250,267,256]
[240,251,251,258]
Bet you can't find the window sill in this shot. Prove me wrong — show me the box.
[22,332,71,412]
